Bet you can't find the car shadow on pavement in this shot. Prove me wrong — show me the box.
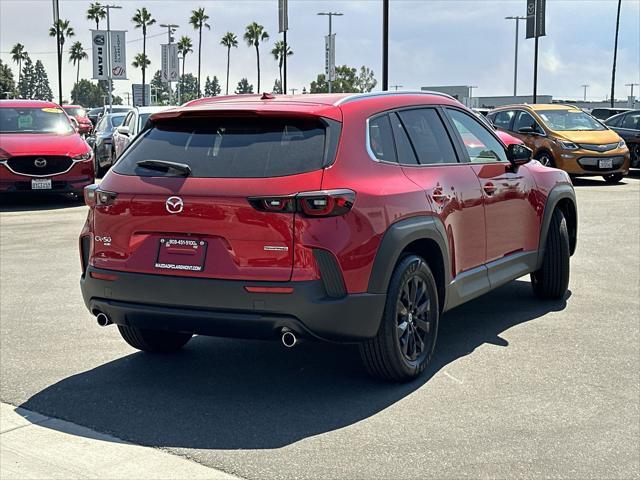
[18,279,569,450]
[0,194,85,212]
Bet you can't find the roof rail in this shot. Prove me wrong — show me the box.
[334,90,456,106]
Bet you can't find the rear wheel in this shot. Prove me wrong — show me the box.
[535,151,555,168]
[603,173,624,184]
[359,255,439,382]
[117,325,192,353]
[531,209,570,299]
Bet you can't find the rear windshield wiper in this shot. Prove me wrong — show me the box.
[136,159,191,176]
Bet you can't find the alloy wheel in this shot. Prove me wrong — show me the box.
[396,275,432,362]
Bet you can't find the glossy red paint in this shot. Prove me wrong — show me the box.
[62,105,93,134]
[0,99,94,194]
[82,92,561,295]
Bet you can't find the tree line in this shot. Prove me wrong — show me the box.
[2,2,378,105]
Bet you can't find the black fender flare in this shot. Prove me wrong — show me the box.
[537,183,577,269]
[367,215,451,294]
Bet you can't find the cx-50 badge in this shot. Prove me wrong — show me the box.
[34,158,47,168]
[165,196,184,214]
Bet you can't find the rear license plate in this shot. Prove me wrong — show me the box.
[31,179,52,190]
[599,159,613,169]
[155,237,207,272]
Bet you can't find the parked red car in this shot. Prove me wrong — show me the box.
[62,105,93,135]
[80,92,577,381]
[0,100,94,194]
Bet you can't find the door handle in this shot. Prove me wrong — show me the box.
[483,182,497,195]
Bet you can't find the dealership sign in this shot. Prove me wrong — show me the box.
[161,43,179,83]
[92,30,127,80]
[526,0,546,39]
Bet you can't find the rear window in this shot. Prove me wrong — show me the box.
[114,116,339,178]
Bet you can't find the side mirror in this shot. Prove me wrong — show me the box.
[69,117,79,132]
[518,126,535,134]
[507,143,532,166]
[116,125,130,136]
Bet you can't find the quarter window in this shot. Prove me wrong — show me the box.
[447,109,508,163]
[397,108,457,165]
[368,114,397,163]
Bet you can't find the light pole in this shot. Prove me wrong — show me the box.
[382,0,389,91]
[177,55,183,104]
[52,0,62,105]
[469,85,478,107]
[160,23,179,104]
[390,85,403,91]
[626,83,639,106]
[289,88,297,95]
[581,84,589,102]
[104,4,122,113]
[317,12,343,93]
[505,16,526,97]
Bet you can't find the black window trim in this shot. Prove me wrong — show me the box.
[442,106,511,165]
[512,109,547,137]
[366,105,462,167]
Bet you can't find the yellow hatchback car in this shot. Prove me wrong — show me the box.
[488,104,630,183]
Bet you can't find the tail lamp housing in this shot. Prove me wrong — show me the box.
[249,189,355,217]
[84,184,118,208]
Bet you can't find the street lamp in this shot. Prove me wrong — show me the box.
[317,12,343,93]
[469,85,478,107]
[390,85,403,91]
[625,83,639,106]
[581,84,590,102]
[505,16,526,97]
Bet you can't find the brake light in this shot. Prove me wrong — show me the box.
[248,189,355,217]
[84,184,118,208]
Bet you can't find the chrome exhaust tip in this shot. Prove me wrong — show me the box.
[281,329,298,348]
[96,312,112,327]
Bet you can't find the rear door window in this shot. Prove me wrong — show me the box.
[492,110,515,130]
[397,108,458,165]
[114,116,338,178]
[622,113,639,130]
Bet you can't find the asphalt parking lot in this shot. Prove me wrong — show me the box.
[1,175,639,479]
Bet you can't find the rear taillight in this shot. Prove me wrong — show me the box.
[249,189,355,217]
[84,184,118,208]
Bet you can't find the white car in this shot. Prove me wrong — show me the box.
[112,106,171,160]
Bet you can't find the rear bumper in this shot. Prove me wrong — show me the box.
[80,267,386,342]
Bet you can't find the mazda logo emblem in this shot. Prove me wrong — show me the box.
[34,158,47,168]
[165,196,184,214]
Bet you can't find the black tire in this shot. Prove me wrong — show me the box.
[359,255,439,382]
[117,325,192,353]
[94,155,104,178]
[535,151,555,168]
[603,173,624,184]
[531,209,570,299]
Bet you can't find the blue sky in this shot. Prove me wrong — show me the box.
[1,0,638,102]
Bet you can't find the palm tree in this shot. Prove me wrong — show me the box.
[49,19,74,103]
[610,0,622,108]
[271,40,293,94]
[132,8,155,106]
[220,32,238,95]
[69,41,88,85]
[177,36,193,103]
[189,7,211,97]
[244,23,269,93]
[86,2,106,30]
[10,43,28,85]
[132,53,151,71]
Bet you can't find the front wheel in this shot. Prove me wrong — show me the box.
[531,209,570,299]
[603,173,624,184]
[535,151,555,168]
[117,325,192,353]
[359,255,439,382]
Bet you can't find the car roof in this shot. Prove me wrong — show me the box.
[491,104,582,112]
[134,106,171,114]
[62,105,84,109]
[0,99,61,109]
[153,91,460,123]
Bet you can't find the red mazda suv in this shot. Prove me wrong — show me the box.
[1,100,94,194]
[79,92,577,382]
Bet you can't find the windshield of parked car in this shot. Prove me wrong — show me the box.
[95,113,127,133]
[64,107,87,117]
[537,109,606,131]
[114,116,333,178]
[0,106,74,134]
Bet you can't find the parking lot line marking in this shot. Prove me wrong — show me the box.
[443,371,464,384]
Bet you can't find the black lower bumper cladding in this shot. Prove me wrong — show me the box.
[81,267,386,342]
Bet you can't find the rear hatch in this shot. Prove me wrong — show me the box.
[92,110,341,282]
